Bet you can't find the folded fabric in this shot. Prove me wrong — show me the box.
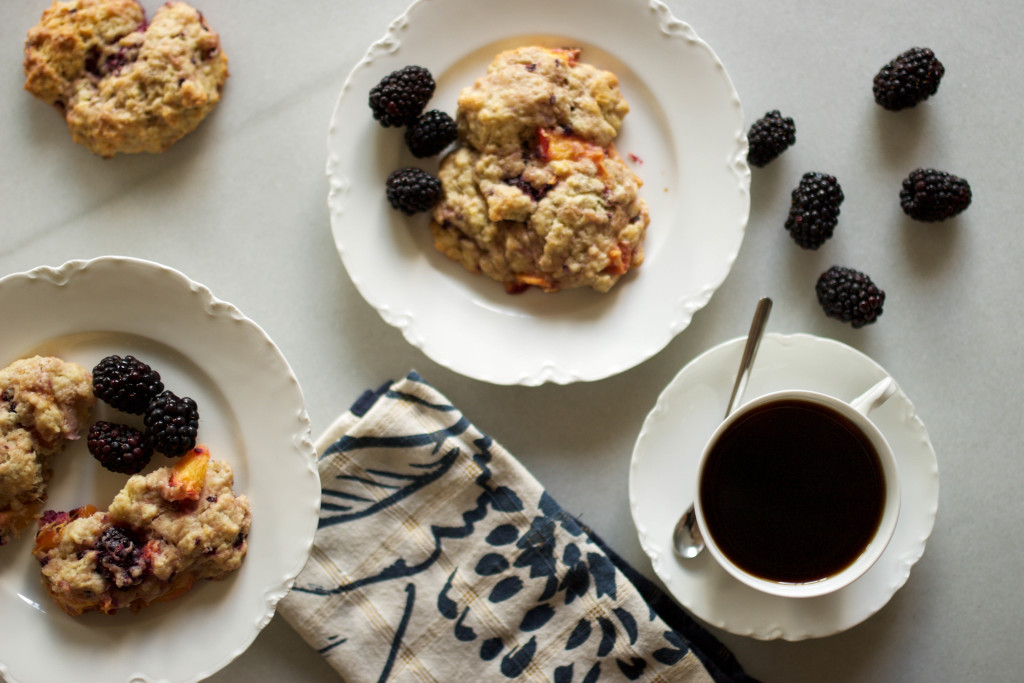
[279,371,756,682]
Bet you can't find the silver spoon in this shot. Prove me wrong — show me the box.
[672,296,773,559]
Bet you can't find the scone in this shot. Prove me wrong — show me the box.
[457,46,629,155]
[431,46,650,293]
[33,445,251,616]
[23,0,229,158]
[0,356,94,545]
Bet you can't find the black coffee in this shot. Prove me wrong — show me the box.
[699,399,885,584]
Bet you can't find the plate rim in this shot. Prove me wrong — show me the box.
[628,332,940,640]
[326,0,750,386]
[0,255,320,683]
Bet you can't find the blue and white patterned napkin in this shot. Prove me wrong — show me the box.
[278,371,755,682]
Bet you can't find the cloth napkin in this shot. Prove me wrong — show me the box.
[279,371,756,683]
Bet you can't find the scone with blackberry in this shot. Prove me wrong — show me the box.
[431,46,649,293]
[0,356,94,546]
[23,0,228,157]
[33,445,251,616]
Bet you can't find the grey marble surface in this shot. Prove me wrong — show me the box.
[2,0,1022,681]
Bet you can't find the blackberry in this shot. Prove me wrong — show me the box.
[92,355,164,414]
[747,110,796,167]
[873,47,944,111]
[816,266,886,328]
[96,526,146,588]
[369,65,435,127]
[87,421,153,474]
[899,168,972,221]
[144,390,199,456]
[385,167,442,215]
[785,172,844,249]
[404,109,457,158]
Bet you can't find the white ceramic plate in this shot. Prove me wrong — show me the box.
[629,333,939,640]
[327,0,749,385]
[0,257,320,683]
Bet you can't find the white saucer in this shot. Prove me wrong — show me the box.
[628,333,939,640]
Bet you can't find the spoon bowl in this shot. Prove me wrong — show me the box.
[672,507,704,559]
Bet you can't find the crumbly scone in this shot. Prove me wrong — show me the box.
[431,46,649,293]
[23,0,228,158]
[0,356,94,545]
[33,446,251,616]
[457,46,629,154]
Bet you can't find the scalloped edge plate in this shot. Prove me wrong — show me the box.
[327,0,749,385]
[629,333,939,640]
[0,257,319,683]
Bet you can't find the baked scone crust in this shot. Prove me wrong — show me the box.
[0,356,94,545]
[457,46,629,154]
[431,47,649,293]
[33,450,251,616]
[23,0,229,157]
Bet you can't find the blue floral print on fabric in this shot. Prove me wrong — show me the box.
[287,371,755,682]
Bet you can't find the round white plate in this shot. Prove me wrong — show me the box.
[629,333,939,640]
[327,0,749,385]
[0,257,320,683]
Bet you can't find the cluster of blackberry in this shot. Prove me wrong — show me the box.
[873,51,971,222]
[369,65,435,128]
[746,110,795,168]
[404,109,457,159]
[873,47,945,112]
[899,168,972,222]
[88,355,200,474]
[815,266,886,329]
[87,421,151,475]
[749,46,971,328]
[95,526,146,588]
[369,65,455,215]
[385,167,442,216]
[785,172,844,250]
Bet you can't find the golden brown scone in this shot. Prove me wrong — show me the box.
[33,447,250,616]
[23,0,229,157]
[431,47,649,293]
[0,356,94,545]
[457,46,629,154]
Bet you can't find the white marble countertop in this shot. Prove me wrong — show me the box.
[2,0,1022,681]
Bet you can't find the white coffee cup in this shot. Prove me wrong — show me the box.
[693,377,901,598]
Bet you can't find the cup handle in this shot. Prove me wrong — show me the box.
[850,377,898,416]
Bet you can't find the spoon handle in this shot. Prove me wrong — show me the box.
[724,297,773,419]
